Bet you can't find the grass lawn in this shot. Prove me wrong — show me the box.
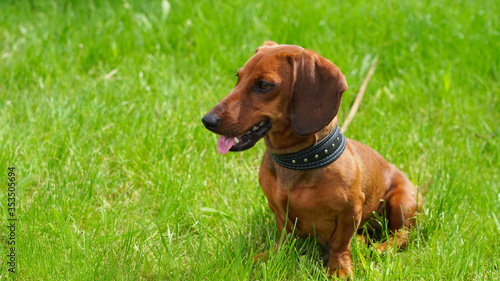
[1,0,499,279]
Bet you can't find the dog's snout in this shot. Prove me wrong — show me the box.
[202,114,221,131]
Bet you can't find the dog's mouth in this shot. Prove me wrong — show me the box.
[217,119,272,154]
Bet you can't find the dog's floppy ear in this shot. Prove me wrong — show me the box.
[289,50,348,136]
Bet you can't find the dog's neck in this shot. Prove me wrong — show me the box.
[264,117,339,155]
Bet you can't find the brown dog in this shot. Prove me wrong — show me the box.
[202,41,422,277]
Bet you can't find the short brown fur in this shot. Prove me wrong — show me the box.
[203,42,422,278]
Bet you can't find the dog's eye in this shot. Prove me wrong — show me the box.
[256,81,273,92]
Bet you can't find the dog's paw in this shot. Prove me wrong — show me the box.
[356,234,368,245]
[327,266,353,279]
[253,251,270,263]
[375,230,409,254]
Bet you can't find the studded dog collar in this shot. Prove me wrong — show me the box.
[270,126,346,170]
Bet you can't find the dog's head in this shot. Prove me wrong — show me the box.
[202,41,348,154]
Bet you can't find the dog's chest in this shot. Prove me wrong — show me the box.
[274,176,346,213]
[259,167,348,239]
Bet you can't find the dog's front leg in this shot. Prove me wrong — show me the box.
[253,208,295,263]
[327,208,362,279]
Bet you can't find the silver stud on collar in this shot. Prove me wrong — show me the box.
[269,125,345,170]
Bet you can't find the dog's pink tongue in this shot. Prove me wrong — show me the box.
[217,135,235,155]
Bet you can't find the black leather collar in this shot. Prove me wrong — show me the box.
[270,126,346,170]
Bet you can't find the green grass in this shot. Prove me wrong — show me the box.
[1,0,499,279]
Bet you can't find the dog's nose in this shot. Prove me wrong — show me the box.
[202,114,221,131]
